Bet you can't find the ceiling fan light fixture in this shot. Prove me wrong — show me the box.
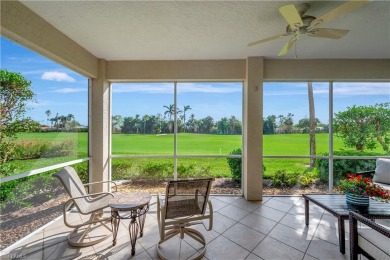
[248,0,370,56]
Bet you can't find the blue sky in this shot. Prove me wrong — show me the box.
[2,36,389,126]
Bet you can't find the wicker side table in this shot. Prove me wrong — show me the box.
[109,192,151,256]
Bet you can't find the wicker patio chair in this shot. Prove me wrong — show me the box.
[156,178,214,260]
[349,212,390,260]
[53,166,117,247]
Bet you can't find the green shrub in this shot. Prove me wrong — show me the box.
[297,171,318,187]
[112,159,135,180]
[316,150,381,184]
[271,170,298,188]
[227,148,265,182]
[140,162,173,180]
[72,162,88,183]
[177,164,211,178]
[0,161,88,205]
[12,139,77,160]
[227,148,242,181]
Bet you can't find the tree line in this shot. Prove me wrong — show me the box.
[112,105,243,135]
[44,110,82,130]
[113,108,329,136]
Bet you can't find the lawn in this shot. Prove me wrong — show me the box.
[16,132,375,155]
[9,132,386,178]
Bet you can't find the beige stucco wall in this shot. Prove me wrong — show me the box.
[1,1,98,78]
[264,59,390,81]
[90,59,111,193]
[243,57,263,200]
[107,60,246,81]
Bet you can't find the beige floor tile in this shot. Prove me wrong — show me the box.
[245,253,264,260]
[184,224,220,249]
[252,205,286,222]
[208,197,230,212]
[252,236,305,260]
[137,222,161,251]
[280,213,321,236]
[272,196,302,206]
[313,224,349,250]
[239,212,277,235]
[5,196,367,260]
[213,195,242,204]
[302,254,319,260]
[288,204,324,215]
[231,198,262,212]
[2,232,44,259]
[222,223,265,251]
[43,239,96,260]
[205,235,250,260]
[218,204,251,221]
[156,236,198,260]
[11,249,43,260]
[268,224,312,252]
[263,198,294,213]
[306,238,350,260]
[210,212,237,234]
[319,214,350,233]
[94,240,144,259]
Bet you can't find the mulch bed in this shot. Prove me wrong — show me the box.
[0,178,328,251]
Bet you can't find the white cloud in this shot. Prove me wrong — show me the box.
[51,88,87,94]
[41,71,76,82]
[333,82,390,96]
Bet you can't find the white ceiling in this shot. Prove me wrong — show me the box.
[21,0,390,60]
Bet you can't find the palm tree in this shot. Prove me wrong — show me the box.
[67,114,74,122]
[163,104,174,122]
[308,82,316,167]
[142,114,150,134]
[182,105,191,132]
[134,114,141,133]
[45,110,51,127]
[163,104,175,133]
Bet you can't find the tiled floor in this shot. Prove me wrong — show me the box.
[2,195,387,260]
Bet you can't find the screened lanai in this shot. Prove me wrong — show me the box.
[1,0,390,258]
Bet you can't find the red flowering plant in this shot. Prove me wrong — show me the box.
[338,174,390,202]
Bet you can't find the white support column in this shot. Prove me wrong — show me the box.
[90,59,110,193]
[243,57,263,201]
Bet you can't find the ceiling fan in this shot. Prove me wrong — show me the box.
[248,0,370,56]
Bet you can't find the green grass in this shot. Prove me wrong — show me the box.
[16,132,386,155]
[8,132,387,177]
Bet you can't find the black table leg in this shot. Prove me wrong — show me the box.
[138,211,147,237]
[111,211,120,246]
[305,198,309,226]
[129,215,139,256]
[338,217,345,254]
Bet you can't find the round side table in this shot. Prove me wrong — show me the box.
[109,192,151,256]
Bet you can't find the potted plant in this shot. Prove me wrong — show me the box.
[338,174,390,207]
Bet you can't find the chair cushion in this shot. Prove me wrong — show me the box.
[374,158,390,185]
[358,228,390,259]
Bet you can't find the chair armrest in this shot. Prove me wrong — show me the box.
[69,192,115,201]
[349,212,390,238]
[84,180,118,192]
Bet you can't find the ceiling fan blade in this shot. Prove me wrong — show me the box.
[248,33,290,46]
[308,28,349,39]
[279,4,303,28]
[309,0,370,29]
[278,37,297,56]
